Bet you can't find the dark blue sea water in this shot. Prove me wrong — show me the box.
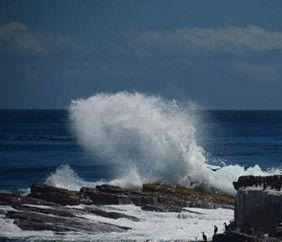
[1,110,282,191]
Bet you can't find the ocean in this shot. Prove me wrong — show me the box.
[1,95,282,192]
[1,92,282,241]
[0,109,114,191]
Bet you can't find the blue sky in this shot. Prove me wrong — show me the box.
[1,0,282,109]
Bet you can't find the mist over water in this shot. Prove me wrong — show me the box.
[51,91,281,195]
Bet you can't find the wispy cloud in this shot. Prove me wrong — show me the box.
[0,22,73,56]
[130,25,282,57]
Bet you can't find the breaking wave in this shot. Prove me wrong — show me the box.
[45,92,281,195]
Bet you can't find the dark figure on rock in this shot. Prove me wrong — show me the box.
[223,222,229,233]
[202,232,207,242]
[214,225,218,235]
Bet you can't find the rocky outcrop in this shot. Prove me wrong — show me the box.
[142,184,234,210]
[80,183,234,212]
[1,183,234,213]
[0,182,234,236]
[26,183,235,212]
[233,176,282,236]
[29,184,92,205]
[209,175,282,242]
[215,175,282,242]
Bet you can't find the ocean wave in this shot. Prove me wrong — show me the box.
[45,165,100,191]
[49,91,282,195]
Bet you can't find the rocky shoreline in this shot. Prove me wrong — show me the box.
[0,183,233,241]
[2,178,282,241]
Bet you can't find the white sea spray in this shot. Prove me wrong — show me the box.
[61,92,281,195]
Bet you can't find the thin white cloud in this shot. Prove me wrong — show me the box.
[0,22,73,56]
[131,25,282,56]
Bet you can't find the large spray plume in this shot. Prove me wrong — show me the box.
[67,92,278,194]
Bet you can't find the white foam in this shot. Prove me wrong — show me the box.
[0,203,233,241]
[45,164,98,191]
[66,92,281,195]
[74,204,233,241]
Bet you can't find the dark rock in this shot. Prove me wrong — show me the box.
[142,184,234,210]
[95,184,131,194]
[233,175,282,191]
[29,184,92,205]
[2,182,234,214]
[6,210,130,233]
[212,232,258,242]
[80,187,120,205]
